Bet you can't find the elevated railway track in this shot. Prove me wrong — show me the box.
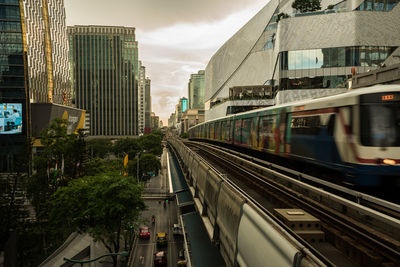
[181,140,400,267]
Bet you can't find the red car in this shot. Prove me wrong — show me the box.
[154,250,167,266]
[139,227,150,239]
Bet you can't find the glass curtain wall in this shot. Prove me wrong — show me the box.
[0,0,27,172]
[280,46,396,70]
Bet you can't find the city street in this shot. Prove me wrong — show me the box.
[130,149,184,267]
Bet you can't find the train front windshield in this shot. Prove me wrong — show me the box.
[360,103,400,147]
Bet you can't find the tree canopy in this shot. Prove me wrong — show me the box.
[292,0,321,13]
[49,173,145,266]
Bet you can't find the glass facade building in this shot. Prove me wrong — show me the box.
[0,0,27,172]
[22,0,72,105]
[138,62,146,134]
[68,26,138,136]
[144,78,151,133]
[188,70,205,109]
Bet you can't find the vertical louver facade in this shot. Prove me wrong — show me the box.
[68,26,138,136]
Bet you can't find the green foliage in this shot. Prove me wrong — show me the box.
[113,137,141,159]
[139,134,162,156]
[128,154,161,180]
[87,138,112,158]
[38,118,87,183]
[49,173,145,265]
[150,128,165,139]
[292,0,321,13]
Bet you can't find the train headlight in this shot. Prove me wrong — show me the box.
[382,159,396,165]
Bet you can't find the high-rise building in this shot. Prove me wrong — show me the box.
[188,70,205,109]
[151,112,159,130]
[0,0,74,172]
[138,61,146,134]
[144,78,151,134]
[68,26,139,136]
[23,0,72,105]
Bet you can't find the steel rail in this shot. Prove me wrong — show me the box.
[171,140,332,266]
[186,141,400,265]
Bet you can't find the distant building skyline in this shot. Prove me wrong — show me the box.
[144,78,152,133]
[68,25,139,136]
[188,70,205,109]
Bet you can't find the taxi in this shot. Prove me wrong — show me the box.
[156,232,168,247]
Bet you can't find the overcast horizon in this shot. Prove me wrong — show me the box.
[64,0,267,125]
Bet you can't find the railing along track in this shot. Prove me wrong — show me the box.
[184,141,400,266]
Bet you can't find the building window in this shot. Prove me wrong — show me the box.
[280,75,347,90]
[356,0,399,11]
[280,46,396,70]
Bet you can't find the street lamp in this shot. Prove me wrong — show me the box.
[63,251,128,267]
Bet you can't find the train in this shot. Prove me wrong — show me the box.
[188,85,400,188]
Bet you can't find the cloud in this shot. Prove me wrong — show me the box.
[65,0,265,31]
[64,0,267,124]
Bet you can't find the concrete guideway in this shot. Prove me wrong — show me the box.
[169,138,330,267]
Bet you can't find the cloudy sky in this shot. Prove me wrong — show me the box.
[64,0,267,124]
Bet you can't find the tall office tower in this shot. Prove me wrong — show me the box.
[0,0,72,172]
[138,61,146,134]
[68,26,139,136]
[0,0,27,172]
[188,70,205,109]
[23,0,72,105]
[144,78,151,133]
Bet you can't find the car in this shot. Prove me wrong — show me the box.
[172,224,183,235]
[139,226,150,239]
[156,232,168,247]
[154,250,167,266]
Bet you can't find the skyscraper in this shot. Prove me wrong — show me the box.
[0,0,72,172]
[23,0,72,105]
[188,70,205,109]
[68,26,139,136]
[138,61,146,134]
[144,78,151,134]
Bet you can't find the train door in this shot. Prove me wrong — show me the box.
[221,120,226,142]
[228,119,233,143]
[234,119,242,145]
[335,106,353,163]
[241,117,252,147]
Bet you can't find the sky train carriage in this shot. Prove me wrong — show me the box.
[188,85,400,188]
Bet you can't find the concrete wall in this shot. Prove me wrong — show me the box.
[169,138,323,267]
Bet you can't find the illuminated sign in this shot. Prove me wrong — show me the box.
[0,103,23,134]
[182,99,188,112]
[381,94,398,101]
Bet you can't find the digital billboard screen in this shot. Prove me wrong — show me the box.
[0,103,23,134]
[182,99,188,113]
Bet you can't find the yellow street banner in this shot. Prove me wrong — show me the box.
[124,154,128,167]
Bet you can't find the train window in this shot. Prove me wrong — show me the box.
[291,116,321,135]
[259,116,274,149]
[360,105,400,147]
